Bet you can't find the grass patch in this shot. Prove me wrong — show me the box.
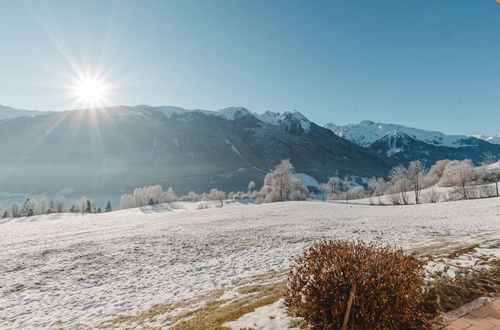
[91,271,286,329]
[171,281,285,330]
[423,260,500,314]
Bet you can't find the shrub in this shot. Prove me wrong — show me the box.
[285,240,430,329]
[389,193,401,205]
[423,189,441,203]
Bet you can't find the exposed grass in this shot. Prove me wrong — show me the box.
[89,271,286,329]
[171,281,285,330]
[94,290,226,329]
[423,260,500,314]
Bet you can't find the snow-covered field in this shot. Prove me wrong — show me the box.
[1,198,499,329]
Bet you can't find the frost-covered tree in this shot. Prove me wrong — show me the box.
[161,187,177,203]
[36,199,49,215]
[247,180,256,194]
[8,202,21,218]
[326,178,340,200]
[389,164,410,204]
[369,177,388,204]
[439,160,475,199]
[424,159,450,187]
[408,160,426,204]
[208,188,226,207]
[318,178,339,201]
[22,199,35,217]
[342,176,351,203]
[54,197,67,213]
[350,186,366,199]
[119,185,178,209]
[479,153,500,196]
[183,191,201,202]
[119,193,136,209]
[260,159,308,202]
[318,183,328,201]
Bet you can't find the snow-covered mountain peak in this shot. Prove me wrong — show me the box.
[280,110,311,132]
[324,120,485,148]
[373,131,414,157]
[215,107,254,120]
[256,110,311,133]
[471,134,500,145]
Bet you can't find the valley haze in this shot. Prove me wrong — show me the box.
[1,104,499,208]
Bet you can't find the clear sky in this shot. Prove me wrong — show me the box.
[1,0,499,135]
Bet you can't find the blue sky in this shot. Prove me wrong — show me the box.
[0,0,499,135]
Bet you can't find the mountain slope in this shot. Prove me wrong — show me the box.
[0,106,390,203]
[368,131,500,166]
[0,104,50,120]
[325,120,497,147]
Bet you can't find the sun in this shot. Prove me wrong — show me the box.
[71,76,111,108]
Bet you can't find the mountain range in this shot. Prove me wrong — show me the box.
[325,120,500,167]
[0,104,51,120]
[0,105,498,204]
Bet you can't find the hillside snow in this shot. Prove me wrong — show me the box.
[0,199,499,328]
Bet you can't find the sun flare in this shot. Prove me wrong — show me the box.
[71,76,111,108]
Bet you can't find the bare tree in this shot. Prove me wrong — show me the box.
[247,180,256,194]
[408,160,426,204]
[423,189,440,203]
[209,188,226,207]
[350,186,366,199]
[318,183,328,201]
[342,176,350,203]
[8,202,21,218]
[54,197,67,213]
[389,165,410,204]
[455,160,475,199]
[327,178,340,199]
[480,152,499,196]
[369,177,388,205]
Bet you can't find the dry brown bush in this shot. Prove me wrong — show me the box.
[285,240,431,329]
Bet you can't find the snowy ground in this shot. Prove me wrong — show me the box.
[0,198,499,329]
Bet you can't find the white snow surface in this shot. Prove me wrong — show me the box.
[293,173,319,187]
[225,299,302,330]
[325,120,486,148]
[1,198,499,328]
[471,134,500,145]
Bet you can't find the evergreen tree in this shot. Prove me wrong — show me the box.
[105,201,112,212]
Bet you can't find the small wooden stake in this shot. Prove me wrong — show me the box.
[341,285,356,330]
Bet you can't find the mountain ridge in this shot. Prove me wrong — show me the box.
[324,120,500,147]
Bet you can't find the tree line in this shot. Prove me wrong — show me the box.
[0,196,113,218]
[318,153,500,205]
[2,153,499,218]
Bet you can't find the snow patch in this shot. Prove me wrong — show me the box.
[225,299,302,330]
[293,173,319,187]
[225,140,243,158]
